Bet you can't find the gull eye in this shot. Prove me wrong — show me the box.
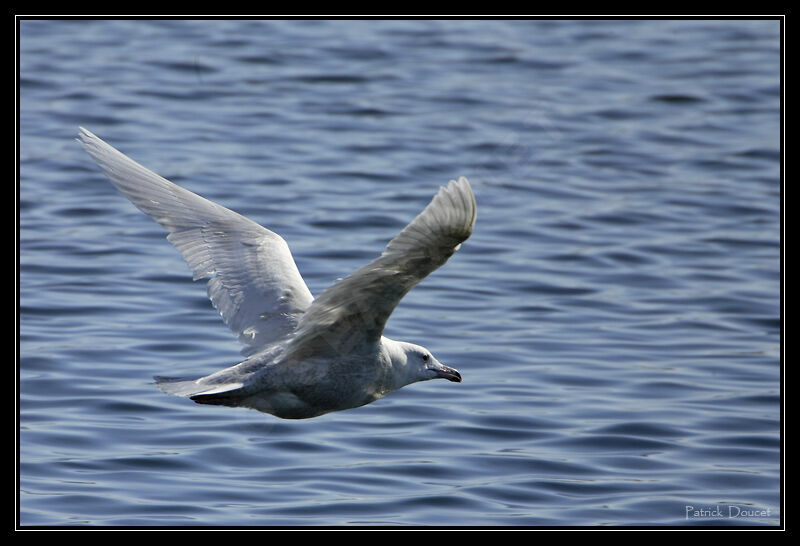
[422,354,429,362]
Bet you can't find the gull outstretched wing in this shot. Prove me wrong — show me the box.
[287,177,476,357]
[78,128,313,354]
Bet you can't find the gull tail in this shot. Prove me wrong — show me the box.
[154,376,245,404]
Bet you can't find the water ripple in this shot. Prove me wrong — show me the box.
[19,18,780,527]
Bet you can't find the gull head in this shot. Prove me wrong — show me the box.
[389,340,462,389]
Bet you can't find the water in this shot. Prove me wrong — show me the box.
[19,19,781,527]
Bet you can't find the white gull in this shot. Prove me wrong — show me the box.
[78,128,476,419]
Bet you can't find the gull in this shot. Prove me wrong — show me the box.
[78,128,476,419]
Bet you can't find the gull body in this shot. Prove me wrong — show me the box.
[78,128,475,419]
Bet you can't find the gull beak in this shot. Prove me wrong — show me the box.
[434,364,462,383]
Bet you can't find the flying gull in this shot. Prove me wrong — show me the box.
[78,127,476,419]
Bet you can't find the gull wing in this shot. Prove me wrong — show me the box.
[78,128,313,354]
[286,177,476,358]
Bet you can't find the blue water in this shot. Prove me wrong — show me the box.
[19,19,781,527]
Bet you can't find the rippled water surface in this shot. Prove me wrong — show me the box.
[19,19,781,527]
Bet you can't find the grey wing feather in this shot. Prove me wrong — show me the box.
[78,127,314,354]
[287,177,476,357]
